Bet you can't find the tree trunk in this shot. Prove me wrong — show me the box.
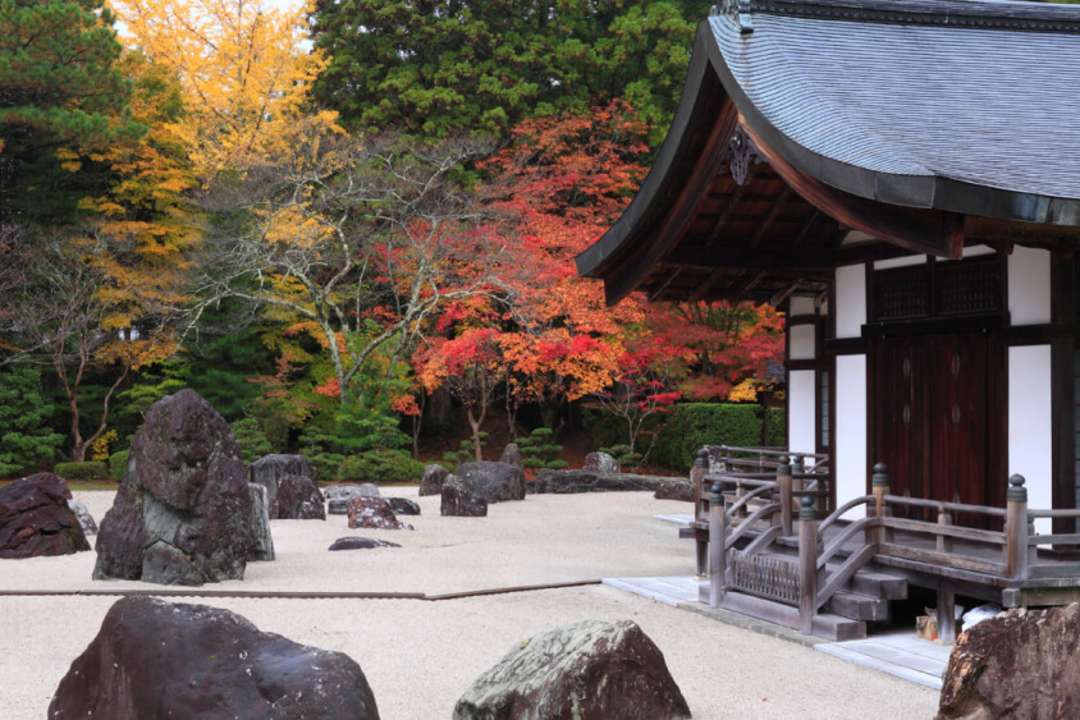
[468,406,485,461]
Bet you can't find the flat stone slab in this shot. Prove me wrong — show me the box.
[816,631,950,690]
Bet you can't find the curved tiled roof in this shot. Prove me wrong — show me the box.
[577,0,1080,288]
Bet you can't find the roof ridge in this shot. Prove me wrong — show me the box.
[711,0,1080,34]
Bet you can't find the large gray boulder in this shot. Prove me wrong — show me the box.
[275,473,325,520]
[0,473,89,558]
[441,476,488,517]
[583,451,620,474]
[93,389,252,585]
[326,483,381,514]
[247,483,275,562]
[937,603,1080,719]
[455,461,526,502]
[419,464,450,496]
[49,596,380,719]
[453,619,690,720]
[530,469,673,494]
[250,454,313,516]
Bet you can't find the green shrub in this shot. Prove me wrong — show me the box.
[337,449,425,485]
[230,417,273,463]
[54,461,109,482]
[0,367,65,477]
[442,433,487,466]
[108,450,130,481]
[518,427,565,470]
[600,443,641,469]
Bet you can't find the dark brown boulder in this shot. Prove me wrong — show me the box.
[0,473,89,558]
[329,537,401,551]
[655,480,694,502]
[250,454,314,516]
[937,603,1080,719]
[93,389,253,585]
[453,619,690,720]
[347,496,414,530]
[419,464,450,496]
[275,473,325,519]
[441,476,488,517]
[455,461,526,502]
[387,497,421,515]
[48,596,380,720]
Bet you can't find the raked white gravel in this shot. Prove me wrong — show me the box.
[0,488,938,719]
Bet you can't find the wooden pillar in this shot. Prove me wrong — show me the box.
[937,585,956,644]
[705,480,728,608]
[872,462,891,544]
[936,505,953,554]
[691,449,709,577]
[1005,474,1029,580]
[779,460,793,536]
[798,496,818,635]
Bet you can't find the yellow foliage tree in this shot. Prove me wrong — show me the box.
[110,0,337,184]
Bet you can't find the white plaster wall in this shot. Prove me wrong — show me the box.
[1009,345,1054,533]
[788,370,816,456]
[1008,246,1051,326]
[835,354,868,519]
[790,296,816,316]
[873,254,927,270]
[789,324,816,361]
[835,265,866,339]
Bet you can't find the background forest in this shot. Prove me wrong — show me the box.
[0,0,786,484]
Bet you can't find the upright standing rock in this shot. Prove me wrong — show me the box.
[937,603,1080,719]
[455,461,526,502]
[93,389,253,585]
[247,483,275,562]
[275,473,326,520]
[49,596,380,720]
[250,454,314,516]
[454,619,690,720]
[499,443,523,469]
[419,464,450,496]
[67,499,97,536]
[441,476,488,517]
[0,473,89,558]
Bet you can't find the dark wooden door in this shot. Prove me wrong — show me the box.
[873,331,1000,519]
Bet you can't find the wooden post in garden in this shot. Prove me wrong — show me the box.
[798,496,818,635]
[1005,474,1029,580]
[872,462,890,544]
[691,449,709,577]
[706,480,728,608]
[937,504,952,553]
[937,586,956,644]
[778,460,793,536]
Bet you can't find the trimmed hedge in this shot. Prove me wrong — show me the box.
[337,449,425,485]
[54,461,110,482]
[583,402,785,473]
[109,450,130,481]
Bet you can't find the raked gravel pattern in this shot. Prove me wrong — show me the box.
[0,489,939,719]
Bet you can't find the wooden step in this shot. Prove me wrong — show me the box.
[718,590,867,641]
[850,568,908,600]
[825,590,890,622]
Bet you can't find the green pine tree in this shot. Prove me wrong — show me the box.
[0,366,66,477]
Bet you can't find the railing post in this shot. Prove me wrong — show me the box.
[798,496,818,635]
[704,480,728,607]
[1005,474,1029,580]
[872,462,891,544]
[691,449,709,577]
[936,504,953,554]
[718,444,728,473]
[778,460,793,536]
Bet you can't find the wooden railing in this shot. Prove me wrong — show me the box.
[698,460,1080,639]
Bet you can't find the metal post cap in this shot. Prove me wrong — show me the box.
[777,461,792,476]
[694,449,709,467]
[708,481,724,502]
[1007,474,1027,502]
[799,495,816,520]
[872,462,890,487]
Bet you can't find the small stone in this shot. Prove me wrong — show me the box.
[347,497,413,530]
[418,465,449,496]
[328,537,401,551]
[386,497,421,516]
[582,451,620,474]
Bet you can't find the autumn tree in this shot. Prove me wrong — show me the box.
[192,131,500,409]
[1,0,141,222]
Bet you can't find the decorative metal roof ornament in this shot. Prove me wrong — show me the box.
[712,0,754,35]
[729,126,762,186]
